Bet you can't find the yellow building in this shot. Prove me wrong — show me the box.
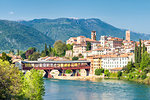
[90,57,102,75]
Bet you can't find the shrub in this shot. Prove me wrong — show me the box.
[141,73,147,80]
[65,69,72,74]
[104,69,110,78]
[129,74,134,79]
[117,71,122,78]
[100,68,104,73]
[72,56,79,60]
[95,69,101,75]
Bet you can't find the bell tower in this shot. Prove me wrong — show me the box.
[126,30,130,42]
[91,31,96,40]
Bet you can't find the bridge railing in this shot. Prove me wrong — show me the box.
[23,64,90,68]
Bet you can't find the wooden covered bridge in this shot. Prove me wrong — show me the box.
[21,60,91,78]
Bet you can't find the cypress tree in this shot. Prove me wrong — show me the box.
[134,43,138,63]
[48,45,51,52]
[143,43,146,54]
[138,39,142,63]
[45,43,48,56]
[17,49,19,56]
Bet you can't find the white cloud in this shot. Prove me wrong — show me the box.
[9,11,14,15]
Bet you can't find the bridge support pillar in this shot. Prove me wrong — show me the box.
[62,70,66,76]
[85,69,90,76]
[58,70,62,76]
[72,70,76,76]
[44,70,53,78]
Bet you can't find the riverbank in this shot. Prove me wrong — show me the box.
[53,76,103,81]
[53,75,150,85]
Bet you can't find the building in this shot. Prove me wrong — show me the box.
[126,30,130,42]
[100,36,123,48]
[66,31,101,57]
[91,31,96,40]
[88,53,134,75]
[90,57,102,75]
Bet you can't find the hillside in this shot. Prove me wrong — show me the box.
[20,18,150,42]
[0,20,53,50]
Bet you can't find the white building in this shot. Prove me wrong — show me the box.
[101,53,134,69]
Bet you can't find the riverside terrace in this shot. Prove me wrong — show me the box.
[21,60,91,78]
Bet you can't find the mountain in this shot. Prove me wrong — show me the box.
[0,18,149,51]
[20,18,150,42]
[0,20,53,51]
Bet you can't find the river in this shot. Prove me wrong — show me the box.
[43,78,150,100]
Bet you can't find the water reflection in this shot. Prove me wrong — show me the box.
[44,79,150,100]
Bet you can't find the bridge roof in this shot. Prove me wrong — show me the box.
[21,60,91,64]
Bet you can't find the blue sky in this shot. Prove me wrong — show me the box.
[0,0,150,33]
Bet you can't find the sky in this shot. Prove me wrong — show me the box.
[0,0,150,33]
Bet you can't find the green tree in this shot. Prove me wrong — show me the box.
[48,45,51,54]
[54,40,67,56]
[123,62,134,73]
[0,59,23,99]
[22,69,45,100]
[117,71,122,78]
[143,43,146,54]
[17,49,20,56]
[86,42,91,51]
[95,69,101,75]
[72,56,79,60]
[0,52,12,63]
[104,69,110,78]
[78,53,83,58]
[28,47,37,52]
[21,52,26,59]
[45,43,49,56]
[28,52,41,61]
[9,49,14,55]
[134,43,138,63]
[140,51,150,69]
[65,69,72,74]
[66,44,73,50]
[138,39,142,63]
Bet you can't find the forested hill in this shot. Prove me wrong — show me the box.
[20,18,150,41]
[0,18,150,51]
[0,20,53,50]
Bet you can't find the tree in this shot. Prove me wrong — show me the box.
[0,52,12,63]
[0,59,23,99]
[54,40,67,56]
[143,43,146,54]
[45,43,49,56]
[25,49,34,59]
[78,53,83,58]
[28,52,41,61]
[28,47,37,52]
[134,43,138,63]
[138,39,142,63]
[86,42,91,51]
[21,52,26,59]
[41,50,47,57]
[22,69,45,100]
[48,45,51,54]
[140,51,150,69]
[123,62,134,73]
[104,69,110,78]
[9,49,15,55]
[65,69,72,74]
[72,56,79,60]
[95,68,104,75]
[17,49,20,56]
[66,44,73,50]
[117,71,122,78]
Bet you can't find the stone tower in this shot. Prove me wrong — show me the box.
[91,31,96,40]
[126,30,130,42]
